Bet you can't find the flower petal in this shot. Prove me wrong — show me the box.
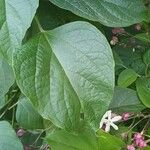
[99,119,107,128]
[111,116,122,122]
[110,122,119,130]
[107,110,112,120]
[105,122,111,132]
[101,110,111,120]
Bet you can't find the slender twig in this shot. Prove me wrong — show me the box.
[141,118,150,134]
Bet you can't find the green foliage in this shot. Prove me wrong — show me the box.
[0,58,14,108]
[13,21,114,131]
[136,77,150,107]
[49,0,148,27]
[0,121,23,150]
[0,0,150,149]
[143,49,150,66]
[16,96,44,129]
[97,130,125,150]
[135,33,150,44]
[118,69,138,88]
[0,0,39,63]
[46,127,99,150]
[109,87,145,113]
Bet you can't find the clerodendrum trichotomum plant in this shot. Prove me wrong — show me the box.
[0,0,150,149]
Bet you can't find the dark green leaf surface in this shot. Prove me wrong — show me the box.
[46,129,99,150]
[143,49,150,66]
[109,87,145,113]
[0,58,14,108]
[135,33,150,43]
[49,0,148,27]
[13,21,114,130]
[0,0,39,62]
[136,77,150,107]
[113,46,146,75]
[113,51,124,67]
[16,96,44,129]
[118,69,138,88]
[0,121,23,150]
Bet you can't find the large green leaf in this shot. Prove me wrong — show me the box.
[0,58,14,108]
[13,21,114,130]
[0,0,39,62]
[0,121,23,150]
[136,77,150,108]
[117,69,138,88]
[16,96,44,129]
[49,0,148,27]
[109,87,145,113]
[46,128,99,150]
[97,130,125,150]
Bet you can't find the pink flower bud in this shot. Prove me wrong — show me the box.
[16,128,26,137]
[112,27,125,35]
[134,133,143,140]
[135,138,141,146]
[135,24,142,31]
[24,146,30,150]
[127,144,135,150]
[110,36,118,45]
[138,139,147,148]
[122,112,130,121]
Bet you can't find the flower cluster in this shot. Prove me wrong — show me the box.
[100,111,149,149]
[127,133,147,150]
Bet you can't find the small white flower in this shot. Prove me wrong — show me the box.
[99,110,122,132]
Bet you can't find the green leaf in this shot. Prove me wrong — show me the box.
[49,0,148,27]
[144,147,150,150]
[37,1,80,30]
[97,130,125,150]
[109,87,145,113]
[113,46,145,75]
[13,21,114,130]
[46,128,99,150]
[113,51,124,67]
[0,0,39,62]
[136,77,150,108]
[135,33,150,43]
[143,49,150,66]
[37,1,104,33]
[0,58,14,108]
[118,69,138,88]
[16,96,44,129]
[0,121,23,150]
[20,131,44,148]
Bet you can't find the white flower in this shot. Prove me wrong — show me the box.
[99,110,122,132]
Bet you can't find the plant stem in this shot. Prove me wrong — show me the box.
[34,16,45,33]
[11,107,15,127]
[141,118,150,134]
[8,101,19,110]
